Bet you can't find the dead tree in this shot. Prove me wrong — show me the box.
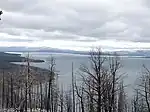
[6,79,10,109]
[2,69,5,109]
[79,49,107,112]
[78,48,124,112]
[65,89,73,112]
[18,52,36,112]
[72,62,76,112]
[54,74,59,112]
[109,55,122,112]
[36,83,40,109]
[47,57,56,112]
[131,90,140,112]
[75,82,85,112]
[60,85,64,112]
[40,82,43,111]
[44,82,48,110]
[10,73,14,108]
[135,65,150,112]
[118,81,126,112]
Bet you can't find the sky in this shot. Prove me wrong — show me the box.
[0,0,150,51]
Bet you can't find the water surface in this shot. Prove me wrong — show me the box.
[13,52,150,96]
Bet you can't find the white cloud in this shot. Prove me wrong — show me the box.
[0,0,150,51]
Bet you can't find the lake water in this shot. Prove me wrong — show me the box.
[12,52,150,96]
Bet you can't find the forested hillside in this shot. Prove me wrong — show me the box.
[0,52,44,63]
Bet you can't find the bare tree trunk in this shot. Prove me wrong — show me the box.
[29,86,32,112]
[88,80,94,112]
[118,82,125,112]
[16,86,20,108]
[6,81,9,109]
[44,82,48,110]
[109,56,121,112]
[78,102,81,112]
[51,84,54,112]
[25,71,28,112]
[33,87,36,110]
[40,82,43,112]
[25,54,30,112]
[66,90,72,112]
[10,73,14,108]
[36,84,39,109]
[60,87,64,112]
[54,75,59,112]
[47,57,55,112]
[145,82,150,111]
[47,77,52,112]
[110,72,115,112]
[72,62,75,112]
[97,76,101,112]
[2,69,5,109]
[76,100,78,112]
[136,65,150,112]
[75,82,85,112]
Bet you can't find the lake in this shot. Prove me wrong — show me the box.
[12,52,150,96]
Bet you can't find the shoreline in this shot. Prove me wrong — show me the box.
[0,62,49,83]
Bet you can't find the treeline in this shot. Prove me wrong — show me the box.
[0,52,44,63]
[0,49,149,112]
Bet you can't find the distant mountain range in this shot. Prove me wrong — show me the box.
[0,47,150,57]
[0,47,89,55]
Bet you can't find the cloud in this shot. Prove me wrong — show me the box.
[0,0,150,51]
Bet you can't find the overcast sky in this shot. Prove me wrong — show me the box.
[0,0,150,51]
